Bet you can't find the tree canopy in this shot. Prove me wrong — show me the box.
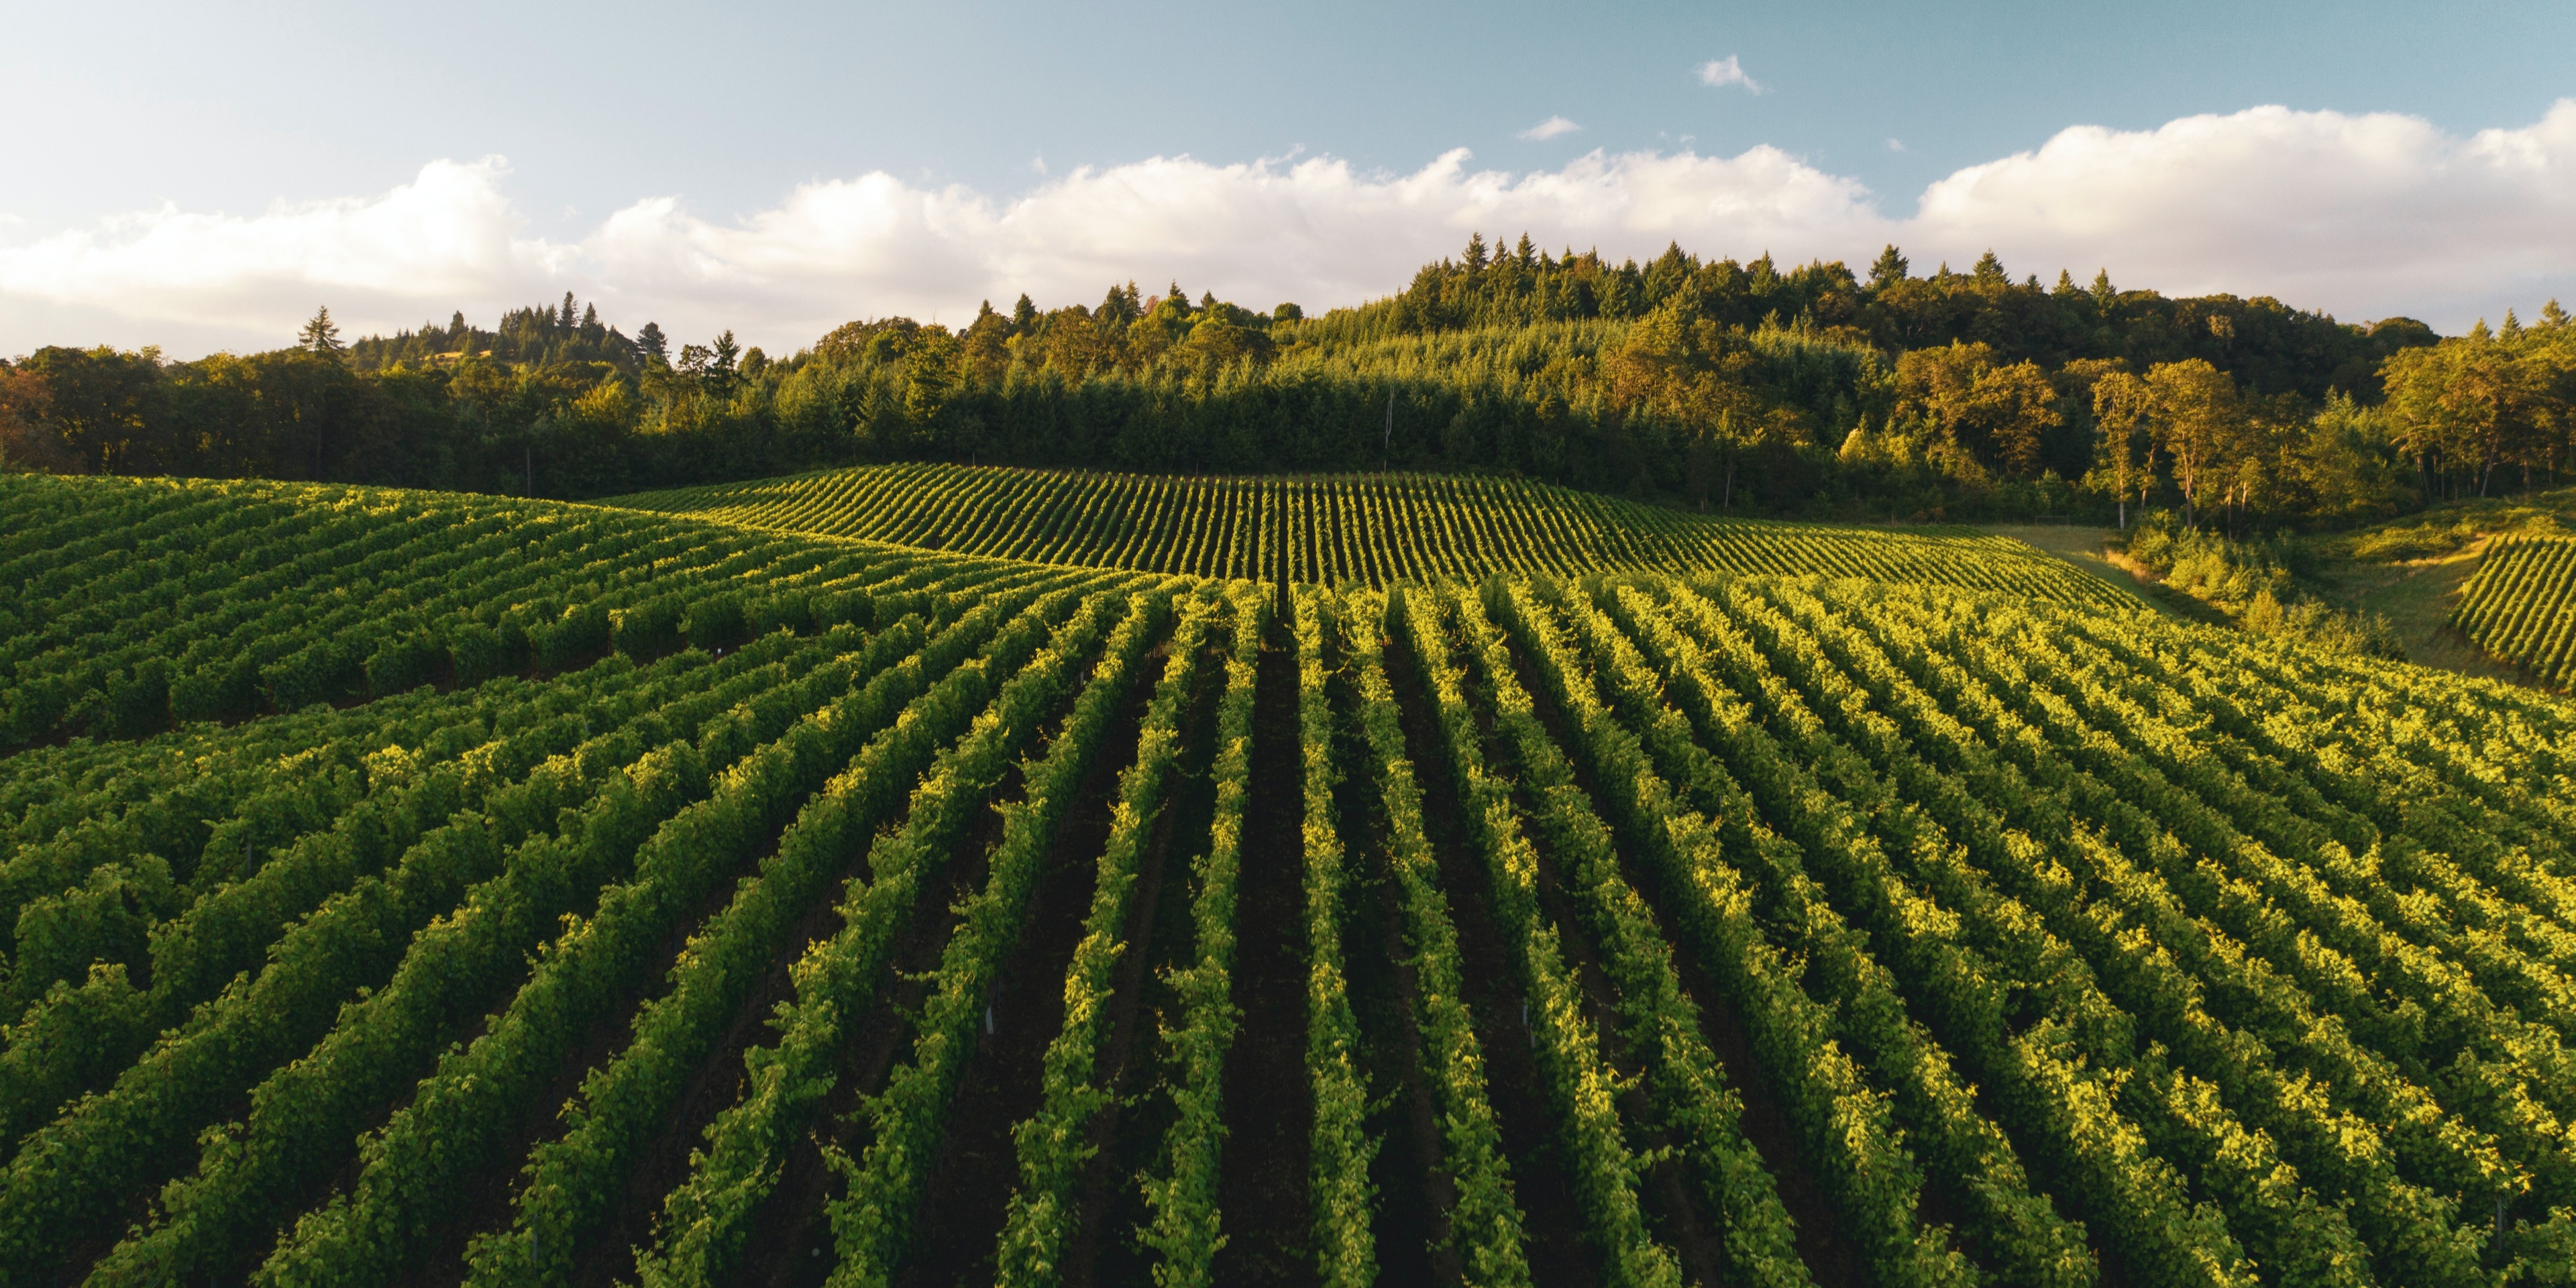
[5,242,2559,532]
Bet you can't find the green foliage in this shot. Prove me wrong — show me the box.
[18,245,2551,531]
[2123,513,2402,657]
[616,462,2125,602]
[5,467,2576,1288]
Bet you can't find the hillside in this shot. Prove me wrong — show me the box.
[1,472,2573,1288]
[21,240,2565,540]
[607,462,2125,604]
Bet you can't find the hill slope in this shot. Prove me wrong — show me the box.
[1,472,2572,1287]
[607,462,2126,603]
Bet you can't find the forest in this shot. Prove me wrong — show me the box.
[2,237,2568,529]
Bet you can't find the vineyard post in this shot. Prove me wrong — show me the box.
[1383,386,1393,473]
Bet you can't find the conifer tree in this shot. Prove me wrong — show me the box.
[1868,244,1909,288]
[298,306,344,356]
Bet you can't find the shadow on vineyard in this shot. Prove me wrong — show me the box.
[4,467,2575,1288]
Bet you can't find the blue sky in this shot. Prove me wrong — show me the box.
[3,1,2571,355]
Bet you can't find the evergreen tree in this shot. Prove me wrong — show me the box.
[636,321,669,362]
[1012,294,1038,329]
[1463,231,1489,274]
[1869,244,1909,288]
[1972,249,2008,286]
[298,307,345,356]
[559,292,576,328]
[2090,269,2117,312]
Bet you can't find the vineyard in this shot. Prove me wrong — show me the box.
[3,468,2575,1288]
[607,463,2125,604]
[2454,535,2576,688]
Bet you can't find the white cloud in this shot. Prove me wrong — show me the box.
[0,158,561,344]
[1519,116,1583,142]
[1697,56,1762,94]
[1886,138,1906,153]
[5,101,2575,356]
[1907,101,2576,320]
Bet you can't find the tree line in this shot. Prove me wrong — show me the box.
[3,239,2568,531]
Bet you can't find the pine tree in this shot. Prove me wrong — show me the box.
[559,292,576,328]
[1515,232,1536,266]
[299,307,345,356]
[1463,232,1489,274]
[1972,249,2007,286]
[2090,269,2117,312]
[637,321,669,362]
[1012,294,1038,329]
[1868,244,1909,288]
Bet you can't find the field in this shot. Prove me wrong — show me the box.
[608,463,2123,604]
[3,469,2574,1288]
[2452,536,2576,688]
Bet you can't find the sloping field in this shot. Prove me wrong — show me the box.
[2453,534,2576,687]
[607,462,2127,604]
[2,472,2573,1287]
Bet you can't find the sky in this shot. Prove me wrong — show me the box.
[1,0,2571,358]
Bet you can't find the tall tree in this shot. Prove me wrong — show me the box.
[298,307,345,356]
[1869,244,1909,289]
[2143,358,2243,523]
[2086,369,2154,528]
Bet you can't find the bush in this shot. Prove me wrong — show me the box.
[609,596,681,661]
[751,591,811,637]
[171,659,258,724]
[447,621,506,684]
[365,632,445,696]
[104,661,169,737]
[542,600,613,670]
[810,586,876,633]
[683,593,749,652]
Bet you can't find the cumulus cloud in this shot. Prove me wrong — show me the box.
[1908,101,2576,321]
[1697,56,1762,93]
[0,158,559,342]
[1519,116,1583,142]
[5,101,2575,356]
